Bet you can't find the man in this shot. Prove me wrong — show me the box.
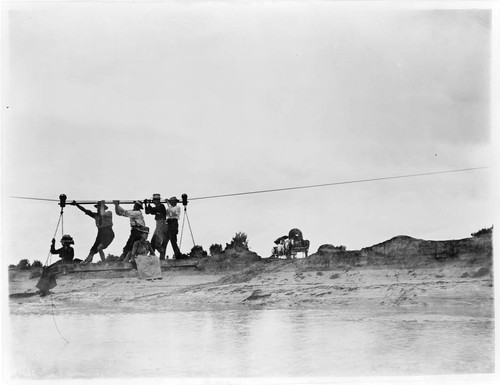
[144,193,168,260]
[114,200,146,263]
[130,226,162,280]
[165,196,182,259]
[72,200,115,265]
[50,234,76,264]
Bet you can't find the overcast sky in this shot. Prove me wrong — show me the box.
[1,1,496,266]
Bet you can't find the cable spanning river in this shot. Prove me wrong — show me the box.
[7,307,494,379]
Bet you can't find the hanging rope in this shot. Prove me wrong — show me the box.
[43,205,70,344]
[50,300,69,344]
[61,210,64,237]
[179,207,196,249]
[45,211,64,266]
[179,208,186,248]
[185,210,196,247]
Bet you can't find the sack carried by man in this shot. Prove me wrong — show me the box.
[134,254,162,280]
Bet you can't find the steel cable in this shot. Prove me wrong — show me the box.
[187,167,489,201]
[10,167,489,204]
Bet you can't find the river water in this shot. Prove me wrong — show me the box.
[6,308,494,379]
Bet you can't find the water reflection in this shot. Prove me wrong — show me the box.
[8,309,494,379]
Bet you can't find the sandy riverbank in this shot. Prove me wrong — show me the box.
[8,261,494,316]
[8,231,494,316]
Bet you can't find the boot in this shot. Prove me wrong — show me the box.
[117,252,127,263]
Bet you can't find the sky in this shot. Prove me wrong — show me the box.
[1,0,498,266]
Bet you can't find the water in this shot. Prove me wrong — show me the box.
[7,309,494,379]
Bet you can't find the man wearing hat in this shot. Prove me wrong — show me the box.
[165,196,182,259]
[130,226,162,280]
[72,200,115,265]
[50,234,76,264]
[114,200,146,263]
[144,193,168,260]
[39,234,77,295]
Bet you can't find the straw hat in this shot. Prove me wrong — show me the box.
[168,196,180,203]
[138,226,150,234]
[94,201,108,210]
[61,234,75,244]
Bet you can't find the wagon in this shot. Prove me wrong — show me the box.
[272,228,310,259]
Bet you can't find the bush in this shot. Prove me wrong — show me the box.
[189,245,208,259]
[471,226,493,237]
[32,260,43,268]
[225,232,249,251]
[317,244,346,254]
[17,259,31,270]
[209,244,223,256]
[106,254,120,263]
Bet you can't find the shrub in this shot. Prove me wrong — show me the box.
[106,254,120,263]
[17,259,31,270]
[317,244,346,254]
[471,226,493,237]
[189,245,208,259]
[209,244,223,256]
[32,260,43,268]
[225,232,249,251]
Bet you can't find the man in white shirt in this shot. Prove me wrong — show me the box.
[145,193,168,260]
[114,200,146,263]
[165,196,182,259]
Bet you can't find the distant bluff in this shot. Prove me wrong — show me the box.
[301,230,492,270]
[197,229,493,272]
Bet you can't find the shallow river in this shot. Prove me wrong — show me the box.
[7,308,494,379]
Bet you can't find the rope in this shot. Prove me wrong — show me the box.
[50,299,69,344]
[45,211,64,266]
[188,167,489,201]
[185,210,196,247]
[44,208,70,344]
[179,208,196,249]
[179,208,186,248]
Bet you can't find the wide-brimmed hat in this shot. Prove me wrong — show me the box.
[94,201,108,210]
[168,196,180,203]
[138,226,150,234]
[61,234,74,244]
[152,193,161,201]
[133,200,144,209]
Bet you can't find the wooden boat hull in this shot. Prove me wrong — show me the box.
[57,258,198,274]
